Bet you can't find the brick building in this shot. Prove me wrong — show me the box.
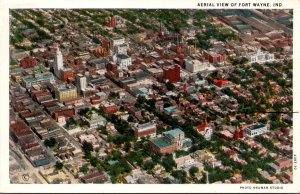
[203,50,226,63]
[150,137,178,155]
[53,108,75,120]
[213,79,228,87]
[163,64,180,83]
[20,57,36,69]
[61,68,74,82]
[133,122,157,139]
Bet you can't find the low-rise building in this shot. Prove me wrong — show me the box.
[196,123,213,141]
[244,123,268,138]
[83,112,107,130]
[185,59,216,73]
[245,49,275,63]
[133,122,157,139]
[80,171,108,183]
[150,137,178,155]
[22,72,55,88]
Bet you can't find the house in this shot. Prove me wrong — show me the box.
[275,158,292,169]
[78,134,99,149]
[174,155,195,169]
[196,123,213,141]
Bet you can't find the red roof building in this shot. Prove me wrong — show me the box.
[53,108,75,120]
[213,79,228,87]
[106,16,117,28]
[103,105,118,114]
[233,128,244,140]
[20,57,36,69]
[203,50,226,63]
[61,69,74,82]
[197,123,209,133]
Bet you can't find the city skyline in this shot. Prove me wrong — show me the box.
[8,8,293,185]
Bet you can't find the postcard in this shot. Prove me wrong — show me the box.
[0,0,299,193]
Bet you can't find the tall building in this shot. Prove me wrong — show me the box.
[116,54,132,70]
[107,16,117,28]
[61,68,74,82]
[163,64,180,83]
[76,74,87,94]
[54,48,64,78]
[110,36,125,50]
[55,84,77,102]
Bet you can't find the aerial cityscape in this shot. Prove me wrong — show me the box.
[9,9,293,184]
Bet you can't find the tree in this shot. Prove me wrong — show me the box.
[124,142,131,152]
[172,170,187,183]
[189,166,199,177]
[44,137,57,148]
[161,154,175,172]
[82,140,93,151]
[55,161,63,170]
[166,82,175,91]
[112,150,122,160]
[80,164,89,174]
[127,115,135,122]
[143,161,155,171]
[90,157,99,167]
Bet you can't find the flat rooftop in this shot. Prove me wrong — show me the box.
[163,128,184,139]
[152,137,174,149]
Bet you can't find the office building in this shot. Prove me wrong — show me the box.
[76,74,87,94]
[54,48,64,78]
[185,59,216,73]
[163,64,180,83]
[116,54,132,70]
[55,84,78,102]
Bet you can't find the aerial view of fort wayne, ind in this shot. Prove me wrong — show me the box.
[9,9,293,184]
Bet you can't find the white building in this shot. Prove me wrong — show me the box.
[116,54,132,70]
[115,43,128,55]
[54,48,64,78]
[244,123,268,138]
[111,36,125,50]
[197,123,213,141]
[174,155,195,169]
[76,74,87,93]
[84,112,107,130]
[245,49,275,64]
[185,59,216,73]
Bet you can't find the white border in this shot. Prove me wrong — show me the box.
[1,0,300,193]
